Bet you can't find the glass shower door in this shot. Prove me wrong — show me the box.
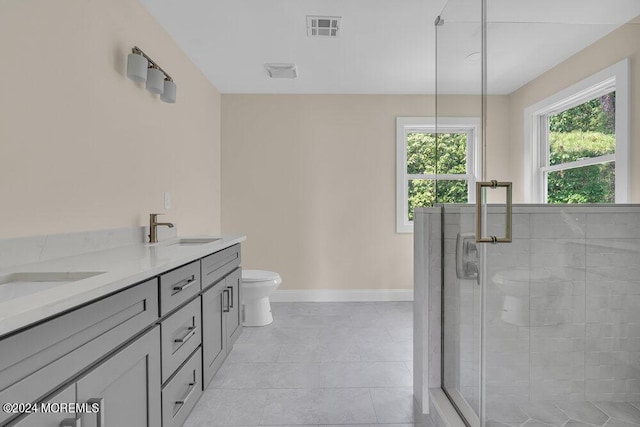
[480,1,640,425]
[437,1,640,426]
[437,0,515,424]
[441,205,483,425]
[435,0,484,423]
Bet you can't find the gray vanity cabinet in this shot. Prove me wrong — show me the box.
[201,267,242,389]
[200,245,242,389]
[201,279,227,388]
[225,268,242,346]
[10,327,161,427]
[0,279,159,426]
[1,242,243,427]
[76,327,161,427]
[11,384,76,427]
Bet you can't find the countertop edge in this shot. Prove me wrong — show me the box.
[0,234,246,338]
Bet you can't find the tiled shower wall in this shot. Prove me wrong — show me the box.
[427,206,640,410]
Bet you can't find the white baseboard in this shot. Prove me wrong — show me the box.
[270,289,413,302]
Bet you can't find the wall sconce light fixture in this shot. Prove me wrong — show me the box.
[126,46,176,103]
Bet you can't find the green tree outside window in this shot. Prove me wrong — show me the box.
[407,132,469,220]
[547,92,615,204]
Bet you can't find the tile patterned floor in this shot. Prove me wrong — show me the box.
[487,401,640,427]
[184,301,428,427]
[183,301,640,427]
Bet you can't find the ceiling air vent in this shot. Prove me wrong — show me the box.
[306,16,341,37]
[264,63,298,79]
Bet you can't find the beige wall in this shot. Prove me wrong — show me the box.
[222,19,638,293]
[0,0,221,238]
[8,0,631,292]
[221,95,509,291]
[508,19,640,202]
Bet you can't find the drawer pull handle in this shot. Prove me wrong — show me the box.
[173,275,196,293]
[174,326,197,344]
[223,289,230,312]
[86,398,104,427]
[227,285,234,308]
[175,380,197,406]
[59,417,81,427]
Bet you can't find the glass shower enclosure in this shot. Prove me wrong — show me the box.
[434,1,640,425]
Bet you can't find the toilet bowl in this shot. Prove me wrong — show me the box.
[241,270,282,327]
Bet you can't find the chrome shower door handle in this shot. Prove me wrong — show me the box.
[475,180,513,244]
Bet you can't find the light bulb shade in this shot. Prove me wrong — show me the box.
[126,53,148,82]
[160,80,177,103]
[146,68,165,94]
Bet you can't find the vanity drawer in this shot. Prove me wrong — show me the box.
[162,348,203,427]
[0,278,159,426]
[161,298,201,383]
[201,244,241,289]
[159,260,201,316]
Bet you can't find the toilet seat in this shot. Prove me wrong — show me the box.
[242,270,280,282]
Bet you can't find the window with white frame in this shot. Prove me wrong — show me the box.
[396,117,481,233]
[524,59,629,204]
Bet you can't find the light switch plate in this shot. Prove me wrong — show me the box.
[164,192,171,209]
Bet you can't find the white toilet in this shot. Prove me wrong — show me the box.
[241,270,282,327]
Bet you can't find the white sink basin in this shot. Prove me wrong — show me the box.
[165,238,222,246]
[0,272,105,301]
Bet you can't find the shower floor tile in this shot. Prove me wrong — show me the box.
[487,400,640,427]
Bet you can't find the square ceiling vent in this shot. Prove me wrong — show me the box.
[307,16,341,37]
[264,63,297,79]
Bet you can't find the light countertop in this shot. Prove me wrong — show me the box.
[0,235,245,338]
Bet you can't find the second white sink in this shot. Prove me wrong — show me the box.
[166,238,222,246]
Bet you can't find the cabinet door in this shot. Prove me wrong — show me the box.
[76,327,161,427]
[11,384,77,427]
[201,280,227,388]
[0,279,158,426]
[225,268,242,346]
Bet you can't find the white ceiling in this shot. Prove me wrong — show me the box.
[140,0,640,95]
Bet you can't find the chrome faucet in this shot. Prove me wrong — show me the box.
[149,213,174,243]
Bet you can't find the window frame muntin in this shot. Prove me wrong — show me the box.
[396,116,482,233]
[524,59,629,204]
